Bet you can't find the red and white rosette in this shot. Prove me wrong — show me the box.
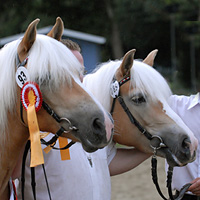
[21,81,43,112]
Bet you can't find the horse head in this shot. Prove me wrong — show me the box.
[18,17,114,152]
[112,50,197,167]
[84,49,197,167]
[0,17,114,198]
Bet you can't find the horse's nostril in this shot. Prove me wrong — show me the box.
[92,118,104,136]
[182,138,191,150]
[93,118,100,129]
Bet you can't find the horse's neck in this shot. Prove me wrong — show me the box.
[0,111,28,197]
[0,187,9,200]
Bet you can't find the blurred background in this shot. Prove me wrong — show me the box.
[0,0,200,94]
[1,1,199,199]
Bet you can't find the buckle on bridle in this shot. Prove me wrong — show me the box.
[150,135,166,154]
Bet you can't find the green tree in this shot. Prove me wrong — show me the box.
[0,0,199,91]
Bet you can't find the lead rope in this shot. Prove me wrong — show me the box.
[21,141,38,200]
[151,153,168,200]
[21,141,44,200]
[167,166,174,200]
[21,141,30,200]
[42,164,52,200]
[151,150,192,200]
[30,167,36,200]
[21,130,75,200]
[17,54,76,200]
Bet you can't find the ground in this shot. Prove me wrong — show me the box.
[111,157,168,200]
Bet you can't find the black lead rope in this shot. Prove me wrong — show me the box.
[30,159,52,200]
[17,53,76,200]
[42,164,52,200]
[40,126,75,150]
[20,109,76,200]
[21,141,37,200]
[21,129,75,200]
[41,140,75,150]
[41,127,65,146]
[31,167,36,200]
[151,154,192,200]
[151,156,168,200]
[167,166,174,200]
[21,141,30,200]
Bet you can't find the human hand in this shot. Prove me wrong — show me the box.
[188,177,200,196]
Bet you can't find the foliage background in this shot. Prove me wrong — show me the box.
[0,0,199,94]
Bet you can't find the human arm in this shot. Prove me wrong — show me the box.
[109,148,151,176]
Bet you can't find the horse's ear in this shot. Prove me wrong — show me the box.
[18,18,40,53]
[119,49,136,76]
[143,49,158,67]
[47,17,64,41]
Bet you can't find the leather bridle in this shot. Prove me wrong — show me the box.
[16,53,76,200]
[110,75,166,147]
[110,75,190,200]
[16,54,77,148]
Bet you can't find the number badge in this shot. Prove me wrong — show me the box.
[110,80,119,98]
[16,67,30,88]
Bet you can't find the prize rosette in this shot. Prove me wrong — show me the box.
[21,81,43,112]
[21,81,44,167]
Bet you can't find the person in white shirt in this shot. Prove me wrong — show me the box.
[16,39,150,200]
[166,93,200,199]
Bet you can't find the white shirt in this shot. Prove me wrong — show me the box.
[16,134,116,200]
[166,93,200,193]
[9,178,15,200]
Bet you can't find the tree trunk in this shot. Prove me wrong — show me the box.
[198,1,200,21]
[105,0,123,59]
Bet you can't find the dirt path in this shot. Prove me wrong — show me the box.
[111,157,168,200]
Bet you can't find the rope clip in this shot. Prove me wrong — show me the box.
[60,117,78,133]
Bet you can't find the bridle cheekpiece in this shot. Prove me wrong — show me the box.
[109,74,189,200]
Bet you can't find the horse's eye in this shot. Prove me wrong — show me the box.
[131,94,146,105]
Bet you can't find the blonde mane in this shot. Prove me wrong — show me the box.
[0,34,82,132]
[84,59,172,111]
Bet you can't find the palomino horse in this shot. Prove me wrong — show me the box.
[84,49,197,167]
[0,18,113,199]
